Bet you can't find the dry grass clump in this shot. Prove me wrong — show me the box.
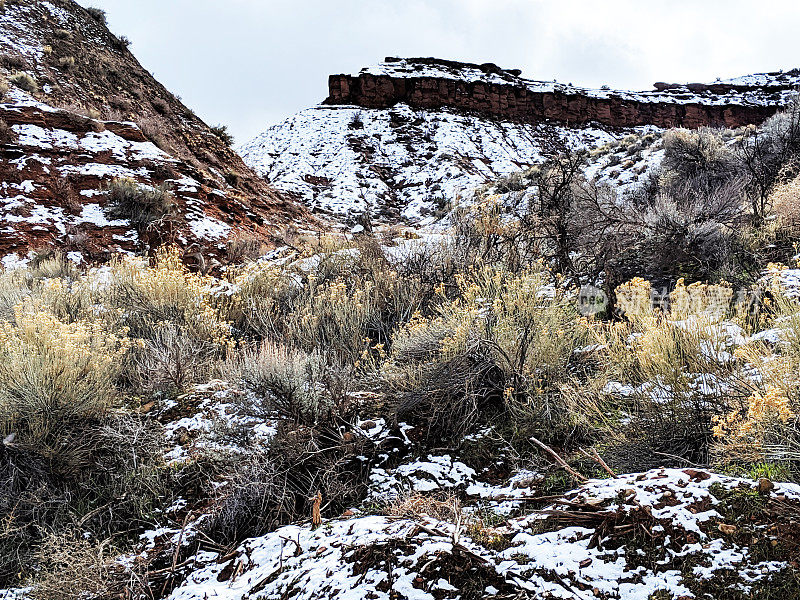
[102,247,233,394]
[711,267,800,467]
[9,71,37,93]
[769,173,800,224]
[56,55,75,70]
[384,491,462,523]
[596,277,742,469]
[106,177,176,237]
[31,532,118,600]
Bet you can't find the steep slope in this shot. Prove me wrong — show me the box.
[240,58,797,224]
[0,0,309,266]
[239,103,633,223]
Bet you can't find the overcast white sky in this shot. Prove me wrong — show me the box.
[77,0,800,144]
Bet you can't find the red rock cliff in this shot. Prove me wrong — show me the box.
[326,58,798,129]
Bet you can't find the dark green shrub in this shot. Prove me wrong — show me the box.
[210,124,234,146]
[86,6,107,25]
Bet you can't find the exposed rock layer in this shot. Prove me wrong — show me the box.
[327,58,796,129]
[0,0,310,265]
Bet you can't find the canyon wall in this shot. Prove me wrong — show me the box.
[325,61,791,129]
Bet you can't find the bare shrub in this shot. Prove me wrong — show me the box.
[133,323,218,395]
[204,423,372,547]
[152,97,170,115]
[31,532,117,600]
[0,117,14,143]
[631,178,746,282]
[108,94,132,113]
[385,265,590,443]
[661,127,740,192]
[137,116,170,151]
[0,54,27,70]
[225,234,266,264]
[55,55,75,70]
[228,341,356,426]
[739,96,800,223]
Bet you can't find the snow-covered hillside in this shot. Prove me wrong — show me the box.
[239,103,651,223]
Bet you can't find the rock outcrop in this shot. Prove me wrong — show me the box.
[326,57,799,129]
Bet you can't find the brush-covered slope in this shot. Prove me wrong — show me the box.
[0,0,308,266]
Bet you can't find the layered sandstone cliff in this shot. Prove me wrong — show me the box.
[326,57,798,129]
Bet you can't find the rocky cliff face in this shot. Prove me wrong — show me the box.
[326,57,798,129]
[0,0,308,267]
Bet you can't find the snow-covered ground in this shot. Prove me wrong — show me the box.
[166,468,800,600]
[239,103,649,223]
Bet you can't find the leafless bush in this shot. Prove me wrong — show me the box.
[56,55,75,70]
[204,422,372,547]
[0,53,27,70]
[0,414,166,586]
[108,94,132,113]
[152,97,170,115]
[86,6,107,25]
[0,117,14,143]
[225,234,266,264]
[228,342,357,426]
[629,178,746,282]
[32,532,117,600]
[739,96,800,223]
[133,323,218,394]
[661,127,740,193]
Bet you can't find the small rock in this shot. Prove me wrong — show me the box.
[579,558,592,568]
[718,523,737,536]
[360,420,377,431]
[757,478,775,495]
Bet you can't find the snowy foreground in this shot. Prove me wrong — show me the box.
[167,468,799,600]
